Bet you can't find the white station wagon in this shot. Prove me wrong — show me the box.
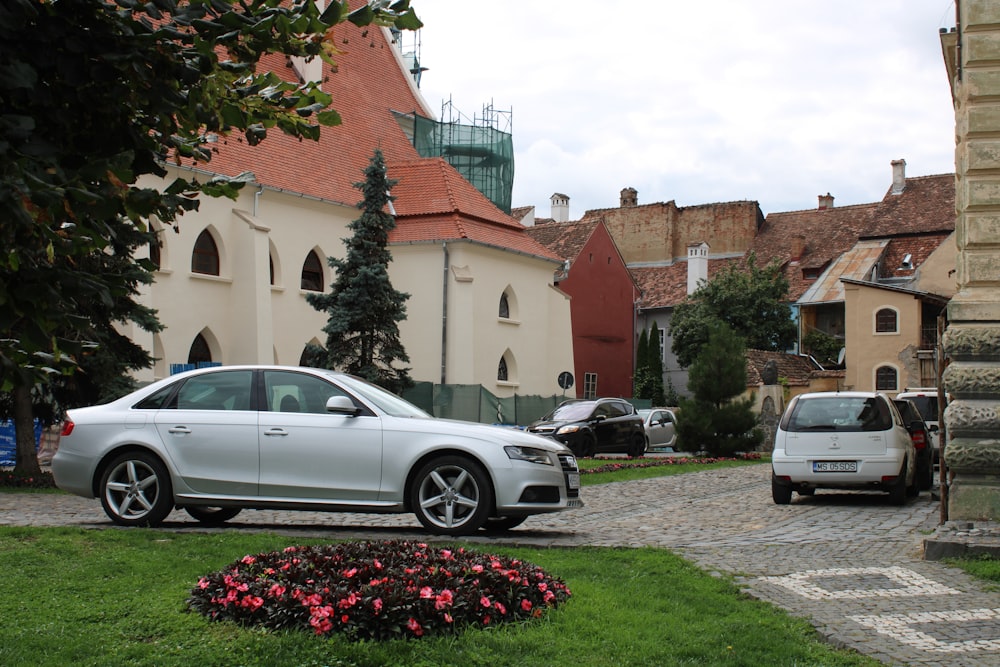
[52,365,583,535]
[771,391,917,505]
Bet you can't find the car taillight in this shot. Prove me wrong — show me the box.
[60,420,74,437]
[911,429,927,450]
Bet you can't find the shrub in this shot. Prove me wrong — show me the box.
[0,469,56,489]
[187,540,571,641]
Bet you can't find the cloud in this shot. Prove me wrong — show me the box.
[410,0,957,217]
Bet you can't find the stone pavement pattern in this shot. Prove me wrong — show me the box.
[3,464,999,666]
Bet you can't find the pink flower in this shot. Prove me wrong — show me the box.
[520,599,533,612]
[440,549,453,560]
[309,616,333,635]
[434,589,453,610]
[240,555,256,565]
[239,595,264,611]
[302,593,323,607]
[494,601,507,615]
[444,612,454,624]
[373,559,383,570]
[544,590,556,604]
[372,598,383,613]
[337,593,358,609]
[480,596,491,608]
[342,567,357,578]
[268,584,286,598]
[471,564,484,573]
[537,582,548,593]
[420,586,434,599]
[407,617,424,637]
[197,578,210,589]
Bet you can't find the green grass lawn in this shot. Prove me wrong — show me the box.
[0,527,880,667]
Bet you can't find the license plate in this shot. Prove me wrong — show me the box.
[813,460,857,472]
[567,473,580,489]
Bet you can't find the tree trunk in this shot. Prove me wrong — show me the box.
[13,384,41,476]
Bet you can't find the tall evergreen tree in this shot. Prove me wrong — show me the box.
[647,321,666,406]
[306,149,412,394]
[633,327,651,398]
[676,322,762,456]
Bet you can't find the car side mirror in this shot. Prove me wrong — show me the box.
[326,395,360,416]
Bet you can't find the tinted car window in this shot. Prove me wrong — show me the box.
[264,370,349,414]
[134,384,176,410]
[604,402,628,418]
[546,401,596,421]
[175,370,253,410]
[906,396,939,423]
[783,396,892,432]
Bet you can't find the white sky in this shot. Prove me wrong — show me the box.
[406,0,958,218]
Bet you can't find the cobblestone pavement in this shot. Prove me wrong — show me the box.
[3,464,999,665]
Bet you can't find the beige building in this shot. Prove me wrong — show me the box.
[124,21,574,403]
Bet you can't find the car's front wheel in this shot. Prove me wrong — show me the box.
[99,451,174,527]
[410,456,493,536]
[183,506,242,525]
[627,433,647,459]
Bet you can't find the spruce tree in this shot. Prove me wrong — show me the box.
[676,322,762,456]
[306,149,413,394]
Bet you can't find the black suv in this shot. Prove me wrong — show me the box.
[528,398,647,458]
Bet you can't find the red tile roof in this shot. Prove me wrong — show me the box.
[745,349,819,387]
[523,220,600,262]
[631,259,738,309]
[177,11,556,260]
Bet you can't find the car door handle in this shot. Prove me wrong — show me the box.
[167,426,191,434]
[264,428,289,437]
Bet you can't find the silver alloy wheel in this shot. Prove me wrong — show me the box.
[412,457,491,535]
[100,452,172,526]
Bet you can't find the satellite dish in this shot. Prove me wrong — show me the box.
[837,347,846,365]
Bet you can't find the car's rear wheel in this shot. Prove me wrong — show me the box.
[411,456,493,536]
[916,458,934,491]
[771,475,792,505]
[627,433,647,458]
[887,463,908,505]
[99,451,173,527]
[183,506,242,525]
[482,516,528,532]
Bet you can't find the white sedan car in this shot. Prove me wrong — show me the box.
[771,391,916,505]
[52,365,583,535]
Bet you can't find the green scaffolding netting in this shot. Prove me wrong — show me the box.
[401,382,568,427]
[411,114,514,214]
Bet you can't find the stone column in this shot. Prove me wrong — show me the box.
[941,1,1000,520]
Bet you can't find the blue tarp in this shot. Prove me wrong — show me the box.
[0,420,43,466]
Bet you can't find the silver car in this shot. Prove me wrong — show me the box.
[52,365,582,535]
[638,408,677,450]
[771,391,916,505]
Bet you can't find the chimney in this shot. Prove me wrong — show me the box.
[818,193,834,210]
[550,193,569,222]
[790,235,806,262]
[620,187,638,208]
[891,159,906,195]
[687,242,709,295]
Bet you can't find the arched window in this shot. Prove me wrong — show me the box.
[497,356,508,381]
[875,307,898,333]
[269,254,275,286]
[191,230,220,275]
[499,292,510,319]
[875,365,898,391]
[301,250,324,291]
[188,333,212,365]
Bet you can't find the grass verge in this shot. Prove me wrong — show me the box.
[0,527,878,667]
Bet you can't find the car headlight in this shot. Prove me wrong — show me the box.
[504,446,555,465]
[555,424,581,435]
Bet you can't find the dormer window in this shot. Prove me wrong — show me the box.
[802,268,820,281]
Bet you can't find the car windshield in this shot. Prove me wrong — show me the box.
[784,396,892,432]
[329,373,431,419]
[545,402,596,421]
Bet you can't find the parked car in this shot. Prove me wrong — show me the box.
[638,408,677,450]
[893,398,935,491]
[52,365,583,536]
[527,398,647,458]
[896,389,944,462]
[771,391,917,505]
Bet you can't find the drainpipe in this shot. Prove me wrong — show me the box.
[253,185,264,216]
[441,242,449,384]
